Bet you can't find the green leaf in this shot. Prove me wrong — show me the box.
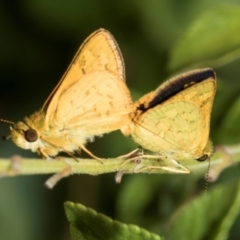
[64,202,162,240]
[165,180,240,240]
[216,94,240,143]
[168,5,240,71]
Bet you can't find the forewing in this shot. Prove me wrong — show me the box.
[43,29,132,135]
[43,29,127,122]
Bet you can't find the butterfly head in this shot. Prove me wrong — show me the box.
[195,140,213,162]
[10,121,40,149]
[1,118,41,151]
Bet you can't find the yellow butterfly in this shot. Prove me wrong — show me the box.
[121,68,216,173]
[3,29,133,162]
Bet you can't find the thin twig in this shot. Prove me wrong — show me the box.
[0,144,239,187]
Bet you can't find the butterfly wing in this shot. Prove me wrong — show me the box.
[43,29,132,135]
[127,69,216,159]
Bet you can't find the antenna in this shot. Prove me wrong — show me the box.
[0,118,15,140]
[204,157,211,194]
[0,119,15,125]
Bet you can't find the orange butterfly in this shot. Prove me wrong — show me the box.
[2,29,133,162]
[121,69,216,173]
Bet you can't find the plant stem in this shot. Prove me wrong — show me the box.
[0,144,239,186]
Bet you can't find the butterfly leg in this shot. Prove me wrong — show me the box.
[115,149,144,182]
[116,148,143,170]
[37,147,59,160]
[78,143,103,164]
[115,156,143,183]
[133,155,191,174]
[117,148,140,159]
[135,164,190,174]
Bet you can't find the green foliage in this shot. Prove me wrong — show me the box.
[168,5,240,71]
[64,181,240,240]
[64,202,161,240]
[166,180,240,240]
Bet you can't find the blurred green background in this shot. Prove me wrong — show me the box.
[0,1,240,240]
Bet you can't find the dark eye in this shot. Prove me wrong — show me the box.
[196,154,208,162]
[24,129,38,142]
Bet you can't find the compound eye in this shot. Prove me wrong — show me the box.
[196,154,208,162]
[24,129,38,142]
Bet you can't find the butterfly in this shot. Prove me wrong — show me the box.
[3,29,133,162]
[121,68,216,173]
